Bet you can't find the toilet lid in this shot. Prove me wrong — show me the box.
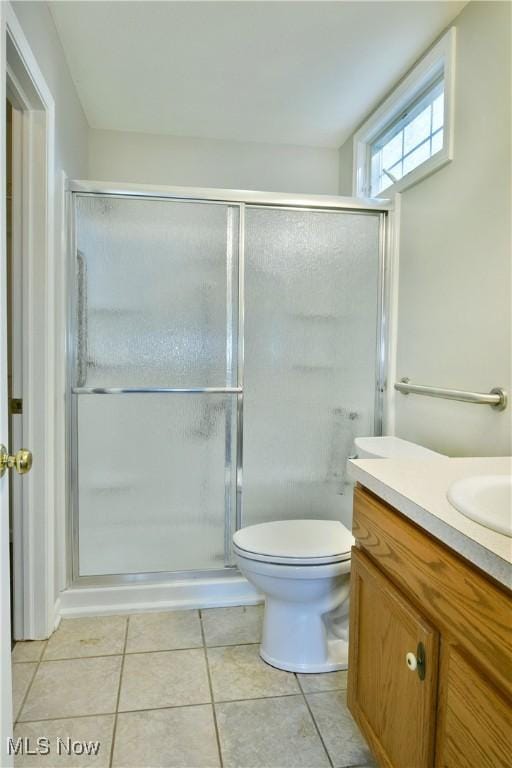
[233,520,354,565]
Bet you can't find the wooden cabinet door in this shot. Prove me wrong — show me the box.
[435,644,512,768]
[348,548,439,768]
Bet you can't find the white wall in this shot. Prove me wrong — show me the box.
[11,2,88,181]
[337,138,353,197]
[338,1,511,456]
[88,129,339,195]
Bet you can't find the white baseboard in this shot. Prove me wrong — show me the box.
[57,574,262,618]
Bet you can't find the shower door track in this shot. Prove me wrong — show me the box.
[67,182,392,589]
[72,388,243,394]
[69,180,391,212]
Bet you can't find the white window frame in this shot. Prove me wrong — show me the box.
[353,27,456,198]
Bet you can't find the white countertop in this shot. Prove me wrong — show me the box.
[348,456,512,589]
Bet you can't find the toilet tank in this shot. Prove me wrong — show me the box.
[354,436,445,459]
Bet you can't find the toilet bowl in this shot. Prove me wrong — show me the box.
[233,519,354,673]
[234,438,444,674]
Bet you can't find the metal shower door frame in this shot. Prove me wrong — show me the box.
[66,181,391,588]
[68,192,243,584]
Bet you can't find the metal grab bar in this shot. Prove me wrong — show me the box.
[394,379,508,411]
[72,387,243,395]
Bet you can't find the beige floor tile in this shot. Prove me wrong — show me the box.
[12,664,37,722]
[207,644,299,702]
[19,656,122,722]
[306,690,376,768]
[298,669,348,693]
[126,610,202,653]
[12,642,47,664]
[118,649,210,712]
[13,715,115,767]
[201,605,263,646]
[43,616,127,660]
[216,695,330,768]
[112,705,220,768]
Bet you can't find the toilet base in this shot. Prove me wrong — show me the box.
[260,642,348,674]
[259,593,350,673]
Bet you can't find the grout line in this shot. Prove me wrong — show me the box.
[203,640,260,649]
[296,674,334,768]
[17,688,352,725]
[16,700,209,725]
[36,646,204,663]
[108,616,129,768]
[17,689,312,725]
[199,609,224,768]
[12,659,41,729]
[29,640,262,663]
[16,712,118,725]
[124,643,202,654]
[13,642,48,725]
[37,651,128,663]
[212,690,304,705]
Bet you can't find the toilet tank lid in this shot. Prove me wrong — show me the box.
[233,519,354,560]
[354,436,445,459]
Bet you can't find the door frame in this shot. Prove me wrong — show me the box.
[1,4,57,754]
[3,3,56,641]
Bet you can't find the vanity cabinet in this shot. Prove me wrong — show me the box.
[349,549,439,767]
[348,485,512,768]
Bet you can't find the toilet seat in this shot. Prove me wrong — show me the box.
[233,519,354,565]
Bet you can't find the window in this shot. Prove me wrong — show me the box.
[353,28,455,198]
[370,78,444,196]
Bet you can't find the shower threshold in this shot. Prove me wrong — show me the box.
[57,570,262,620]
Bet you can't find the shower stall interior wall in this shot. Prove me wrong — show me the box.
[69,188,386,587]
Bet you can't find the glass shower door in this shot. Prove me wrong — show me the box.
[73,195,239,576]
[242,207,381,531]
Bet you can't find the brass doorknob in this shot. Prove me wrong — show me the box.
[0,445,33,477]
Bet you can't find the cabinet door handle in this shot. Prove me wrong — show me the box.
[406,642,426,680]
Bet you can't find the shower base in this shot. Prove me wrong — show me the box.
[57,572,261,619]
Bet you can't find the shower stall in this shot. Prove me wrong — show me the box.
[67,183,389,597]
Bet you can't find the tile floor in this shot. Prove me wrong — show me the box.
[12,605,375,768]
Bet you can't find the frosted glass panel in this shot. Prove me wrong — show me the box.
[77,394,236,575]
[243,208,380,530]
[72,195,384,579]
[76,196,238,387]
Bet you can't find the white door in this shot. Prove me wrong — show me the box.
[0,391,14,764]
[0,4,34,763]
[0,5,14,765]
[0,4,14,761]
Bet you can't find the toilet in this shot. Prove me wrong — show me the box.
[234,437,445,673]
[354,435,445,460]
[234,519,353,673]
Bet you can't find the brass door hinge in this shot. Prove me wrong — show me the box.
[10,398,23,415]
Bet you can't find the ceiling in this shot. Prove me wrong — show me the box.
[49,1,466,148]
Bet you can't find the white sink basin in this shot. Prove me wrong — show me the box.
[447,475,512,537]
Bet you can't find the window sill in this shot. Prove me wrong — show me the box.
[374,147,452,197]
